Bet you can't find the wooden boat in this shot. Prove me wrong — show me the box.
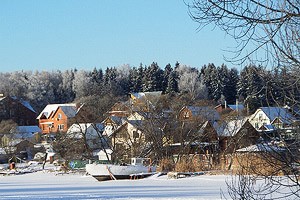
[86,158,156,181]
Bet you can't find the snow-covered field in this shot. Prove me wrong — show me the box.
[0,171,229,200]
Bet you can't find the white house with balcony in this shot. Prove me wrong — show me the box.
[248,107,297,130]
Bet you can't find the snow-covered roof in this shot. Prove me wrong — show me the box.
[260,107,296,124]
[131,91,162,100]
[228,104,244,111]
[60,106,78,118]
[259,124,276,131]
[15,126,41,134]
[67,123,104,139]
[109,116,125,125]
[37,103,77,119]
[185,106,220,122]
[236,143,285,152]
[216,118,248,137]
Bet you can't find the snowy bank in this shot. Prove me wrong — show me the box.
[0,171,228,200]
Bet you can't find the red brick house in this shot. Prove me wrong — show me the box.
[0,95,37,125]
[37,103,83,135]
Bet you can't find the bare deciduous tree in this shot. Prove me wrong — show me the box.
[187,1,300,198]
[187,0,300,68]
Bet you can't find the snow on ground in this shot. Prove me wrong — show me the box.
[0,171,229,200]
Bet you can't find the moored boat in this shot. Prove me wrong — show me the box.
[86,158,156,181]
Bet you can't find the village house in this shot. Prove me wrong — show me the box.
[1,125,41,147]
[248,107,297,130]
[67,123,105,150]
[102,116,126,137]
[108,112,149,162]
[37,103,84,140]
[106,101,131,117]
[178,106,220,123]
[130,91,162,112]
[0,95,37,126]
[216,118,260,170]
[214,102,245,114]
[166,120,220,170]
[217,118,259,153]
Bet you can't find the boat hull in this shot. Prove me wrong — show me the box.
[86,163,156,181]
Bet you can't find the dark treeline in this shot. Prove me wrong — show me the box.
[0,62,297,113]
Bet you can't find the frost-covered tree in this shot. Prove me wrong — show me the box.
[26,71,57,111]
[60,69,76,103]
[73,70,92,99]
[177,65,207,100]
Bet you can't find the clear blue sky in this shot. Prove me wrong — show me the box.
[0,0,236,72]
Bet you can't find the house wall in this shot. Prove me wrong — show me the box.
[249,109,271,129]
[219,121,259,153]
[178,108,193,121]
[111,122,145,160]
[39,107,69,134]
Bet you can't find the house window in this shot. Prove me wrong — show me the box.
[58,124,64,131]
[133,131,139,139]
[58,113,62,119]
[259,114,263,121]
[48,123,54,129]
[183,111,190,119]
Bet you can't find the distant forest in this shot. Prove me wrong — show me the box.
[0,62,297,113]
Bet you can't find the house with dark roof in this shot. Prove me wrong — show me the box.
[178,106,220,123]
[215,103,245,114]
[0,95,37,126]
[37,103,83,135]
[216,118,259,153]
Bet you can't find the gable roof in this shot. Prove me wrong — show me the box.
[59,106,78,118]
[228,104,244,112]
[259,124,276,132]
[15,126,41,134]
[260,107,296,124]
[184,106,220,122]
[37,103,78,119]
[0,96,36,113]
[130,91,162,100]
[67,123,104,138]
[216,118,249,137]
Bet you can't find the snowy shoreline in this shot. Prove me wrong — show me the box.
[0,171,229,200]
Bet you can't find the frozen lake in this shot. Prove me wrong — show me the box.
[0,171,229,200]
